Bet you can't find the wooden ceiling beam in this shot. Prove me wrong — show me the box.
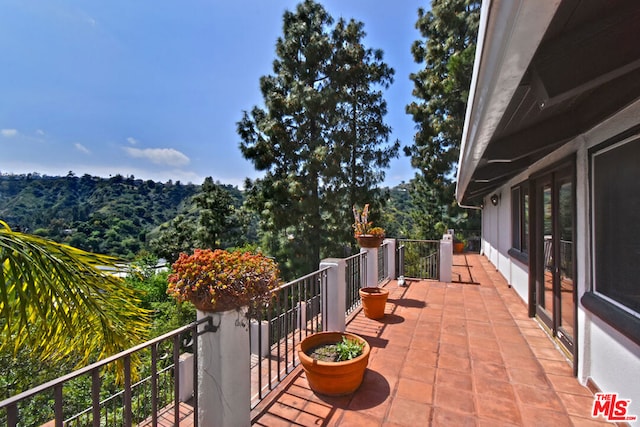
[533,1,640,101]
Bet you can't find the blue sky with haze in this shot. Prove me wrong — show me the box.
[0,0,425,188]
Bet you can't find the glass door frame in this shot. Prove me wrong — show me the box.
[528,158,577,369]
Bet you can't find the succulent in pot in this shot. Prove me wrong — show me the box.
[297,331,371,396]
[352,204,385,248]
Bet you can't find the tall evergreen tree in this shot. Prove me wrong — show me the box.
[193,177,233,249]
[405,0,481,238]
[325,18,399,254]
[239,0,397,278]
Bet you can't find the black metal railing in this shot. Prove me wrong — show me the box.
[397,239,440,280]
[249,267,329,408]
[345,252,367,315]
[0,317,215,427]
[378,241,389,283]
[2,246,396,425]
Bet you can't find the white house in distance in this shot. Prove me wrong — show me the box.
[457,0,640,417]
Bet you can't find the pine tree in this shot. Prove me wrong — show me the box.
[239,0,397,278]
[193,177,233,249]
[405,0,481,238]
[325,18,399,254]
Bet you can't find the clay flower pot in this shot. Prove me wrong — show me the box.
[355,235,384,248]
[297,331,370,396]
[359,287,389,319]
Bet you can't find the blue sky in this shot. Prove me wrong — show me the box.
[0,0,425,188]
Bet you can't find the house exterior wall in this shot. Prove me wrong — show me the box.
[478,100,640,413]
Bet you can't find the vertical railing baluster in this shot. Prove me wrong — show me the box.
[267,296,273,394]
[7,403,17,427]
[173,335,180,427]
[123,356,132,426]
[92,369,100,427]
[151,344,158,427]
[54,383,63,427]
[193,322,199,427]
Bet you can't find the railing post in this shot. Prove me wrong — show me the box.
[384,239,397,279]
[319,258,346,332]
[360,247,379,288]
[440,234,453,282]
[197,308,250,427]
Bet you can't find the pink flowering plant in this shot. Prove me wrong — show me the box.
[352,204,385,238]
[167,248,281,312]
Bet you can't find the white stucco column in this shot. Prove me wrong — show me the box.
[319,258,346,332]
[360,246,379,288]
[197,308,250,427]
[384,238,397,279]
[440,235,453,283]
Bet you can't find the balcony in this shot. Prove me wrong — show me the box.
[253,254,610,426]
[1,242,610,426]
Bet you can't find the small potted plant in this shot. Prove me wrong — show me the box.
[167,248,281,313]
[352,204,385,248]
[453,233,466,254]
[297,331,371,396]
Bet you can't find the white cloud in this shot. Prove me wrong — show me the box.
[124,147,190,167]
[1,129,18,138]
[74,143,91,154]
[127,137,138,145]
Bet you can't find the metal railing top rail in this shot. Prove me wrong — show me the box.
[0,316,214,410]
[344,252,365,263]
[397,239,441,243]
[275,266,331,292]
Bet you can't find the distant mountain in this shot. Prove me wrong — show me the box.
[0,173,241,259]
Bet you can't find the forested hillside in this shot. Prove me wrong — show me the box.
[0,173,244,258]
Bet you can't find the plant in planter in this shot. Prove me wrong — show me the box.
[167,248,281,314]
[352,204,385,248]
[297,331,371,396]
[453,233,466,254]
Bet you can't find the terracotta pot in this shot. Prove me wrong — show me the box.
[297,331,370,396]
[190,294,238,312]
[453,242,465,254]
[359,287,389,319]
[355,235,384,248]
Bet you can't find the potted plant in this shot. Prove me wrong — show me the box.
[453,233,466,254]
[167,248,281,313]
[297,331,371,396]
[352,204,385,248]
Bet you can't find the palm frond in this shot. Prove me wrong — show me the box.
[0,220,150,368]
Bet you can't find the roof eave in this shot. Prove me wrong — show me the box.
[456,0,562,204]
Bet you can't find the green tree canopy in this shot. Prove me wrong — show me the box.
[238,0,398,277]
[405,0,481,238]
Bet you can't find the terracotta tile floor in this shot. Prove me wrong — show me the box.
[251,254,612,426]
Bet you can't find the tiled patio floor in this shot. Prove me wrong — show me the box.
[251,254,612,426]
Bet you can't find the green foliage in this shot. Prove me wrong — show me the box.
[193,177,234,249]
[335,336,365,361]
[0,220,151,391]
[238,0,398,278]
[0,173,200,259]
[405,0,481,238]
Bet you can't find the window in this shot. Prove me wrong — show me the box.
[591,137,640,317]
[510,182,529,260]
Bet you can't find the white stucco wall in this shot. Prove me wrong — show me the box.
[478,100,640,419]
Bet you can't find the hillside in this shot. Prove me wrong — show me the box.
[0,173,242,258]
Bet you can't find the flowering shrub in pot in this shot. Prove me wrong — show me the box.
[167,248,281,313]
[352,204,385,248]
